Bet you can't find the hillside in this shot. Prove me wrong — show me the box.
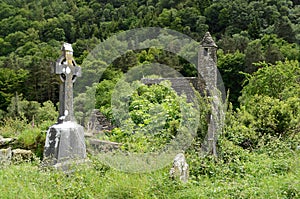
[0,0,299,198]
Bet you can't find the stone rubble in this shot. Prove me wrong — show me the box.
[0,137,15,147]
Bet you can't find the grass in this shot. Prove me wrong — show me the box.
[0,150,299,199]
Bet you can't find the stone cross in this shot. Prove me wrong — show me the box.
[43,43,86,168]
[54,43,81,122]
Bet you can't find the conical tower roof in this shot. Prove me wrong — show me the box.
[200,32,217,48]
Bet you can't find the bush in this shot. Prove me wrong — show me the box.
[246,95,293,137]
[240,60,300,104]
[225,59,300,150]
[0,98,57,158]
[0,116,29,138]
[107,80,200,153]
[35,100,58,125]
[225,94,299,150]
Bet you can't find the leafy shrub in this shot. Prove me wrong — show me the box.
[0,98,57,158]
[18,127,43,147]
[107,80,199,153]
[240,60,300,104]
[35,100,58,125]
[224,60,300,150]
[0,116,29,138]
[225,94,298,150]
[246,95,293,137]
[6,95,40,122]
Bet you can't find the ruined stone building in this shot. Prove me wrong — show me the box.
[141,32,221,156]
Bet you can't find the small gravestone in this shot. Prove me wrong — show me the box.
[85,109,115,136]
[43,43,86,168]
[169,153,189,183]
[0,147,12,165]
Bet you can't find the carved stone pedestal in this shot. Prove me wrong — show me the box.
[44,121,86,168]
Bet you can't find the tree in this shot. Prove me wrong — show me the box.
[244,40,265,73]
[0,15,29,37]
[226,60,300,150]
[275,16,296,43]
[264,44,284,64]
[0,68,29,110]
[218,32,250,53]
[240,60,300,104]
[248,16,260,39]
[217,50,246,108]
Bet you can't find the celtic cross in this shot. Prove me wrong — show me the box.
[54,43,81,122]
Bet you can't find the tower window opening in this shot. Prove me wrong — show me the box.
[204,48,208,56]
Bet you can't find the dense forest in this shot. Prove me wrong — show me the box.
[0,0,300,111]
[0,0,300,198]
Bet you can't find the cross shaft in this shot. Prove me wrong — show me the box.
[54,43,81,122]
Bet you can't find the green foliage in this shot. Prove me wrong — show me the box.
[0,68,28,110]
[246,95,294,136]
[226,95,298,150]
[0,97,57,158]
[5,95,58,126]
[96,76,121,110]
[107,81,199,153]
[7,95,40,122]
[35,100,58,125]
[241,60,300,102]
[225,60,300,150]
[0,149,299,198]
[218,50,246,108]
[0,116,29,138]
[0,1,299,197]
[18,127,44,147]
[0,0,299,112]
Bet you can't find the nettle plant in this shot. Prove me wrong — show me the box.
[106,80,200,153]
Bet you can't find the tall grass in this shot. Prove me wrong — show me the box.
[0,150,299,199]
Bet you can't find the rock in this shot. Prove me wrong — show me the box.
[0,147,12,164]
[170,153,189,183]
[85,109,115,136]
[12,149,33,162]
[87,138,121,153]
[0,137,15,147]
[84,132,94,138]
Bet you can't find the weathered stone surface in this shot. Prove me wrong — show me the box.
[0,137,15,147]
[54,43,81,122]
[141,77,202,102]
[200,32,218,48]
[88,138,121,153]
[44,43,86,169]
[86,109,114,135]
[12,149,33,162]
[170,153,189,183]
[0,147,12,164]
[44,121,86,165]
[141,32,220,156]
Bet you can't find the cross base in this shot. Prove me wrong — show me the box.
[43,121,86,169]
